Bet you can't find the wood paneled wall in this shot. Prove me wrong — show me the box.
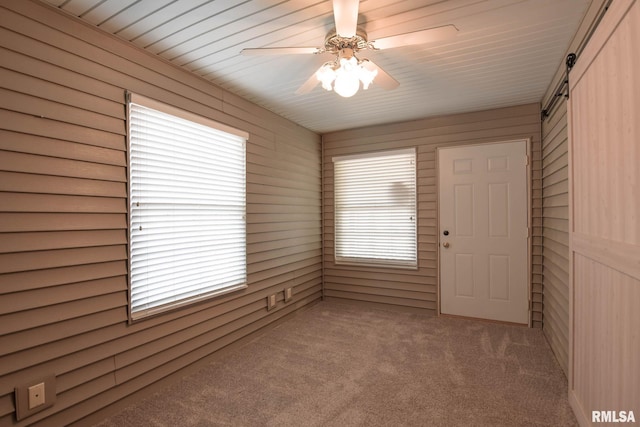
[0,1,322,426]
[322,104,543,323]
[568,0,640,423]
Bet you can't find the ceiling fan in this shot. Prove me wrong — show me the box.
[241,0,457,98]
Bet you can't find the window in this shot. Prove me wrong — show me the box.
[127,93,248,320]
[333,148,417,268]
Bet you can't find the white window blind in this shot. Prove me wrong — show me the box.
[333,148,417,268]
[128,93,248,320]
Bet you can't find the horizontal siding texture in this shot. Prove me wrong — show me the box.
[541,101,570,375]
[322,104,543,323]
[0,1,321,426]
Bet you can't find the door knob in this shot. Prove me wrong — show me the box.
[443,242,450,248]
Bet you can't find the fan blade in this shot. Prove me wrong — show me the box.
[363,60,399,91]
[295,67,322,95]
[372,25,458,50]
[333,0,359,38]
[241,47,321,55]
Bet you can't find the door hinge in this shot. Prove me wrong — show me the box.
[525,155,530,166]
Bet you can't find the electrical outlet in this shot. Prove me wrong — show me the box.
[284,287,293,302]
[267,294,277,310]
[15,375,56,421]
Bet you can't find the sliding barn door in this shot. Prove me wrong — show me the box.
[568,0,640,424]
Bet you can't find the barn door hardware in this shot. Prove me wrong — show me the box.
[540,53,577,120]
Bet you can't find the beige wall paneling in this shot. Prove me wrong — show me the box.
[323,104,542,321]
[539,0,609,378]
[0,1,321,425]
[541,100,571,374]
[567,0,640,424]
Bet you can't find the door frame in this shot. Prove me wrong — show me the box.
[435,138,533,326]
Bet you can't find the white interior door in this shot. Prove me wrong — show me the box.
[439,140,529,324]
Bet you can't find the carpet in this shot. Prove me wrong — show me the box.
[94,300,576,426]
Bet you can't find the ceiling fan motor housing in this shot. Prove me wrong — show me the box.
[324,28,371,54]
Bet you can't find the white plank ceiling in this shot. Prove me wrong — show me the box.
[40,0,591,133]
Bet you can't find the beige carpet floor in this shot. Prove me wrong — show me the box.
[94,300,576,426]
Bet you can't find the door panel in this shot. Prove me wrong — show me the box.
[455,253,474,297]
[439,140,528,324]
[454,184,474,236]
[489,183,509,237]
[489,255,510,300]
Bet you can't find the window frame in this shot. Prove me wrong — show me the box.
[332,147,418,269]
[126,92,249,321]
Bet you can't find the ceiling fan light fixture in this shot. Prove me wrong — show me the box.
[316,54,378,98]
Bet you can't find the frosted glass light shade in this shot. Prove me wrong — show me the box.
[316,65,336,91]
[359,64,378,89]
[334,74,360,98]
[316,56,377,97]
